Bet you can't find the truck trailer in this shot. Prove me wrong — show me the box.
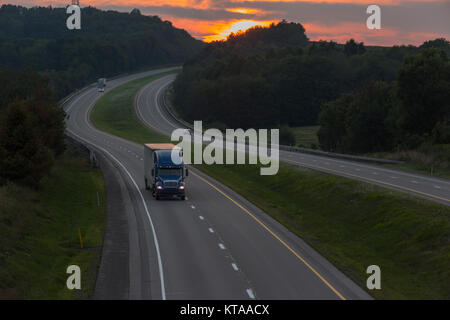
[144,144,187,200]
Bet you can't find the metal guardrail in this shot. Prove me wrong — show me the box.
[163,86,404,166]
[60,66,182,168]
[279,145,404,165]
[163,87,194,130]
[61,72,403,167]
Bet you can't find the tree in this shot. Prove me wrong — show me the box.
[279,126,296,146]
[344,39,365,56]
[318,81,394,153]
[396,48,450,147]
[0,101,54,185]
[318,94,354,152]
[420,38,450,49]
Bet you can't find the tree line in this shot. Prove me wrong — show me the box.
[0,5,203,99]
[0,5,204,185]
[318,47,450,153]
[173,21,449,149]
[0,69,65,185]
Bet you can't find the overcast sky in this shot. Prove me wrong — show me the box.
[3,0,449,45]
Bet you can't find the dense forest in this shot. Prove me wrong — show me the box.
[0,5,204,186]
[318,48,450,153]
[0,69,65,185]
[172,22,450,152]
[0,5,203,99]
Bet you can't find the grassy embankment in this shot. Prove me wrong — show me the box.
[0,148,106,299]
[91,71,176,144]
[90,72,450,300]
[292,126,450,178]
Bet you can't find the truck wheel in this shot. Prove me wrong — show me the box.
[145,178,150,190]
[181,196,186,201]
[156,195,160,200]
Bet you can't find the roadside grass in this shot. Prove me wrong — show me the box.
[91,71,177,145]
[368,145,450,179]
[198,162,450,300]
[0,147,106,299]
[291,126,450,179]
[90,73,450,300]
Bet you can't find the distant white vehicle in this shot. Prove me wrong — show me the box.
[97,78,106,92]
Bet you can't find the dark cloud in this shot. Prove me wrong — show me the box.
[106,4,253,21]
[105,1,449,35]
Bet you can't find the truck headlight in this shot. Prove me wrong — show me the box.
[156,185,163,190]
[179,185,185,190]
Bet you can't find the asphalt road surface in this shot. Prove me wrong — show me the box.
[64,68,373,300]
[138,74,450,207]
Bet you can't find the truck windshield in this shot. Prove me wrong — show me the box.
[158,168,182,177]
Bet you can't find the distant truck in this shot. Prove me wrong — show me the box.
[97,78,106,92]
[144,144,188,200]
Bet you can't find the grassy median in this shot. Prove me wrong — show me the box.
[90,72,450,300]
[0,147,106,299]
[91,72,176,144]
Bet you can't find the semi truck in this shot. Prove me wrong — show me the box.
[144,144,188,200]
[97,78,106,92]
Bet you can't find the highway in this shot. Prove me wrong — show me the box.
[138,74,450,207]
[64,68,373,300]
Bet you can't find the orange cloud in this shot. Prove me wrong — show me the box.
[229,0,444,4]
[303,21,444,46]
[162,16,275,41]
[204,19,275,41]
[10,0,449,46]
[34,0,445,7]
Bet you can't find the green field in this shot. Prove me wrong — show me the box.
[292,126,320,148]
[91,72,176,145]
[90,72,450,300]
[0,147,107,299]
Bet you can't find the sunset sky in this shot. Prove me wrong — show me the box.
[3,0,450,45]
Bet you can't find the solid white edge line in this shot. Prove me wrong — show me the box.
[246,289,255,299]
[67,128,167,300]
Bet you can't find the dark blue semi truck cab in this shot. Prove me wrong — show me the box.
[144,144,188,200]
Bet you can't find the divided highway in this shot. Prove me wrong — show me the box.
[138,74,450,207]
[64,68,372,300]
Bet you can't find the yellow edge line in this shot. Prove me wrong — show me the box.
[191,170,347,301]
[285,160,450,204]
